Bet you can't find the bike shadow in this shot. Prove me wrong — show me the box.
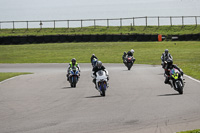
[61,87,75,89]
[158,93,180,96]
[85,95,103,98]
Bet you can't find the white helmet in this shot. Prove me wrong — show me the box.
[130,49,134,53]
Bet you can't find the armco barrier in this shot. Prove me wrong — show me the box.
[0,34,200,45]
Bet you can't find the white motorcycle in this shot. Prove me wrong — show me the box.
[92,70,109,96]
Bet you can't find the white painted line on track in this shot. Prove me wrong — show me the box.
[185,74,200,83]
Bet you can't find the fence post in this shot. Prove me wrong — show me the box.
[13,21,14,30]
[133,17,135,27]
[94,19,96,29]
[182,16,184,27]
[54,20,56,29]
[170,16,172,27]
[40,21,43,29]
[107,19,109,28]
[195,16,197,26]
[0,22,1,30]
[120,18,122,29]
[27,21,28,30]
[158,16,160,27]
[67,20,69,29]
[146,16,147,27]
[81,20,82,28]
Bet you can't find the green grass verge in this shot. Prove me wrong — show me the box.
[177,129,200,133]
[0,41,199,80]
[0,72,32,82]
[0,25,199,37]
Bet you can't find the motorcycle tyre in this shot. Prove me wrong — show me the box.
[176,81,183,94]
[100,83,105,97]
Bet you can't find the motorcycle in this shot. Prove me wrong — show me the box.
[92,58,98,68]
[167,68,185,94]
[92,70,109,96]
[68,66,80,88]
[124,56,135,70]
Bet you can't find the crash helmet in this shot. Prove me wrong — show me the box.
[165,49,169,55]
[71,58,76,66]
[130,49,134,54]
[97,61,102,69]
[167,58,173,67]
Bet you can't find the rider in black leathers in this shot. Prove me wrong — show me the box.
[91,54,98,63]
[161,49,173,68]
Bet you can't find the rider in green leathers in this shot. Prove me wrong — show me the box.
[67,58,80,81]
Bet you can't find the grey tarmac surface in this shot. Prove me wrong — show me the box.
[0,63,200,133]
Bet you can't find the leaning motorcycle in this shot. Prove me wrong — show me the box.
[92,70,109,96]
[124,56,135,70]
[167,68,185,94]
[68,66,80,88]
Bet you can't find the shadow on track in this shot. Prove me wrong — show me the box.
[85,95,103,98]
[61,87,74,89]
[158,93,180,96]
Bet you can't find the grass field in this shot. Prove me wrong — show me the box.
[0,72,32,82]
[0,25,200,37]
[0,41,199,80]
[177,129,200,133]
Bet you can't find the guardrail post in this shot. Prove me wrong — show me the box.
[195,16,197,27]
[13,21,15,30]
[40,21,43,29]
[182,16,184,27]
[27,21,28,30]
[54,20,56,29]
[133,17,135,27]
[94,19,96,29]
[67,20,69,29]
[146,16,147,27]
[120,18,122,29]
[170,16,172,27]
[158,16,160,27]
[0,22,1,30]
[81,20,83,28]
[107,19,109,28]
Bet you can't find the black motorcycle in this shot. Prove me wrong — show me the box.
[167,68,185,94]
[124,56,135,70]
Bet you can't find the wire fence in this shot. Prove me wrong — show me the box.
[0,16,200,30]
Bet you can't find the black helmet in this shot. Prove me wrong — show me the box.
[165,49,169,55]
[97,61,102,69]
[71,58,76,65]
[167,58,173,66]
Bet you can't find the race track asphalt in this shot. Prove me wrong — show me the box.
[0,63,200,133]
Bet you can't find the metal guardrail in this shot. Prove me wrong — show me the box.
[0,16,199,30]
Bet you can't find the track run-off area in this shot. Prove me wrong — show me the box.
[0,63,200,133]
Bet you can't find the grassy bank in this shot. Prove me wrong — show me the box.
[0,72,32,82]
[0,41,199,80]
[0,25,200,37]
[177,129,200,133]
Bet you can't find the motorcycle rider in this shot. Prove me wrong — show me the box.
[161,49,173,68]
[91,54,98,67]
[164,59,183,86]
[127,49,134,57]
[92,61,109,88]
[124,49,136,64]
[91,54,98,63]
[67,58,80,81]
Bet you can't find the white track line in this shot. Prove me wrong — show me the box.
[185,74,200,83]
